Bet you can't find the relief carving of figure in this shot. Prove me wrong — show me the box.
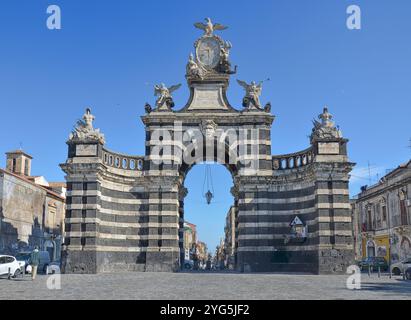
[69,108,105,144]
[218,41,237,74]
[154,83,181,110]
[200,120,217,139]
[186,53,205,79]
[237,79,263,110]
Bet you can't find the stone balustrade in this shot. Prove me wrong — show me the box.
[272,147,314,170]
[102,148,144,171]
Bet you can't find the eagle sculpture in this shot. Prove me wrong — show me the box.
[194,18,227,36]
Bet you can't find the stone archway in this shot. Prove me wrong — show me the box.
[178,160,237,271]
[176,137,240,270]
[62,20,354,274]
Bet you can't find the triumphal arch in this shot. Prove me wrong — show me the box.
[61,19,354,274]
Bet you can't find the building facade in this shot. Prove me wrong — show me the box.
[352,160,411,264]
[224,206,236,269]
[183,221,197,260]
[215,238,226,269]
[61,20,354,274]
[196,241,208,264]
[0,150,66,261]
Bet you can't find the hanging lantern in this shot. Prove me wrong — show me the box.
[205,190,213,205]
[202,164,215,205]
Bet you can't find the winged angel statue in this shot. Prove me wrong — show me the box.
[194,18,227,36]
[237,80,263,110]
[154,83,182,109]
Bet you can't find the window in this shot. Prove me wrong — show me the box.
[400,200,408,225]
[5,257,14,263]
[367,243,375,257]
[367,207,373,230]
[0,257,6,264]
[24,158,29,175]
[376,203,381,228]
[12,158,16,172]
[382,205,387,222]
[399,190,408,225]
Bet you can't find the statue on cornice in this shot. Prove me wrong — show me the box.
[186,53,205,79]
[194,18,227,37]
[218,41,237,74]
[310,107,342,141]
[154,83,181,110]
[144,103,152,114]
[69,108,105,144]
[237,80,263,110]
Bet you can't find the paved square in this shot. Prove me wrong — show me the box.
[0,272,410,300]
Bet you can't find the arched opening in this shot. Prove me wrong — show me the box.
[177,136,239,272]
[180,162,236,272]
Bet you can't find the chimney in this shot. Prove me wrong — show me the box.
[6,150,33,176]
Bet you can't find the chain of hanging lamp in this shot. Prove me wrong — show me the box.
[202,164,214,204]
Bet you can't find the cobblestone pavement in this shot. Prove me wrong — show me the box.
[0,271,410,300]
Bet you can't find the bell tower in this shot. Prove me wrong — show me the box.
[6,150,32,176]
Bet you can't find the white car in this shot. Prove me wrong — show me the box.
[390,257,411,277]
[0,255,25,278]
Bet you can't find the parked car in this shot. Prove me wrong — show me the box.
[390,257,411,276]
[14,252,30,269]
[15,251,51,274]
[0,255,25,278]
[358,257,388,271]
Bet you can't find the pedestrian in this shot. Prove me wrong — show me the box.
[29,246,40,280]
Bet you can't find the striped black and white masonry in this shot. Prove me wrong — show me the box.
[60,21,354,274]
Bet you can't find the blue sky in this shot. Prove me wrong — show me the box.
[0,0,410,251]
